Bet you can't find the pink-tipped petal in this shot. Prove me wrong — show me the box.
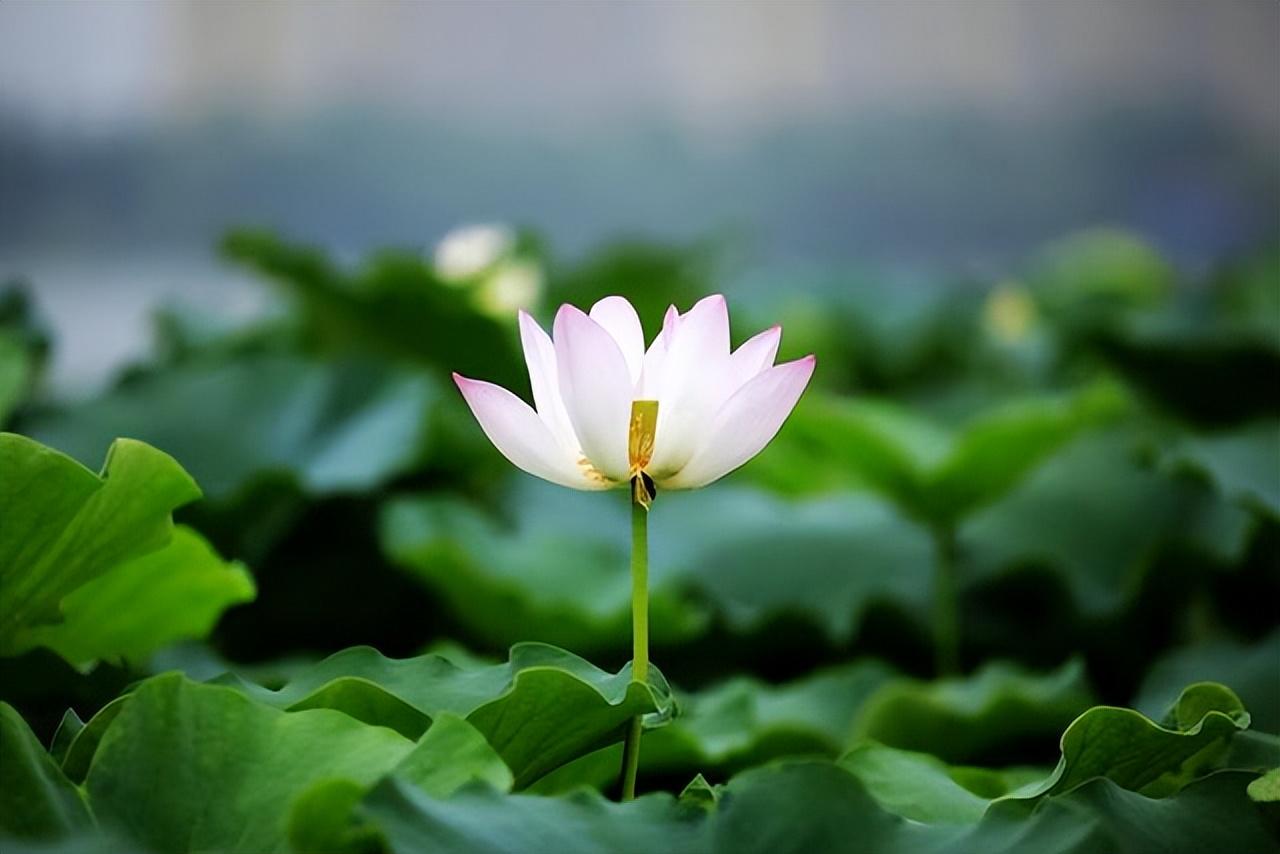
[452,373,601,489]
[588,296,646,386]
[661,355,816,489]
[646,295,733,477]
[728,325,781,389]
[553,305,633,481]
[637,305,680,400]
[517,311,579,451]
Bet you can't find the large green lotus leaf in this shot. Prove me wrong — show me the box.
[360,776,705,854]
[206,642,673,788]
[356,760,1278,854]
[286,712,512,854]
[0,434,200,656]
[961,431,1252,617]
[839,742,1045,825]
[0,703,93,841]
[1134,629,1280,735]
[531,659,895,793]
[24,354,439,503]
[851,658,1095,764]
[81,673,513,854]
[842,684,1265,827]
[19,526,255,670]
[746,385,1121,525]
[1166,421,1280,518]
[1025,682,1252,799]
[971,770,1277,854]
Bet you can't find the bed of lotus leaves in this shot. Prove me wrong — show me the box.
[1,229,1276,853]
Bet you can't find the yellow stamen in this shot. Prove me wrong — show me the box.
[628,400,659,478]
[577,456,611,485]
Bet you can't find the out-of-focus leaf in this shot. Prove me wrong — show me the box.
[1095,313,1280,426]
[1214,246,1280,347]
[81,674,509,854]
[380,492,709,655]
[20,527,254,670]
[25,355,439,503]
[1166,421,1280,518]
[544,240,715,340]
[1027,228,1174,314]
[749,385,1123,525]
[222,230,524,388]
[211,642,673,788]
[962,431,1253,617]
[1248,767,1280,802]
[656,488,935,643]
[384,483,936,653]
[1134,629,1280,735]
[0,333,31,427]
[924,384,1127,522]
[0,285,50,428]
[0,703,93,841]
[851,659,1095,764]
[0,434,200,658]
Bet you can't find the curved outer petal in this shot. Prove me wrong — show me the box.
[452,374,603,490]
[727,325,781,389]
[646,295,733,478]
[517,311,579,452]
[588,296,646,386]
[553,305,633,481]
[660,354,816,490]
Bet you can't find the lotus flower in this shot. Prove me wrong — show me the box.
[452,294,815,493]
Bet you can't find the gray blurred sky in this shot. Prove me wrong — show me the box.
[3,1,1277,138]
[1,1,1277,391]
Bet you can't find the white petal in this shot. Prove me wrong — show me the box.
[553,305,633,481]
[588,296,645,386]
[518,311,579,452]
[646,295,733,478]
[661,355,816,490]
[452,374,602,490]
[728,325,781,389]
[637,305,680,400]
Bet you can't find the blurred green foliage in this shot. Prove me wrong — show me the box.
[0,228,1277,851]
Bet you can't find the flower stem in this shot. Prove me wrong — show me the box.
[932,524,959,676]
[620,482,649,801]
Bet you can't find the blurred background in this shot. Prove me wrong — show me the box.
[1,0,1277,391]
[1,0,1277,792]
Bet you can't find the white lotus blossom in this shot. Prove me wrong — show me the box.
[453,294,815,492]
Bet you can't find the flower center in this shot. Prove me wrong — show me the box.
[628,399,659,477]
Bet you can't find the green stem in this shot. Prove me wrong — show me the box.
[620,487,649,801]
[932,524,959,676]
